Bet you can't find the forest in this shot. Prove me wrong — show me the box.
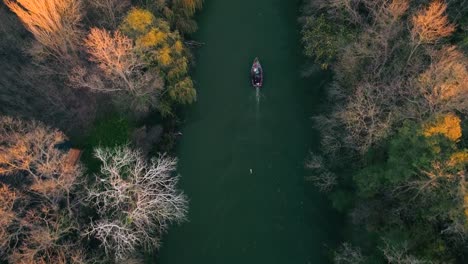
[301,0,468,262]
[2,0,466,263]
[0,0,202,263]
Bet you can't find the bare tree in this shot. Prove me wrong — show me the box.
[305,152,324,170]
[380,240,430,264]
[307,171,338,192]
[83,28,143,92]
[4,0,83,61]
[85,146,188,260]
[0,184,19,256]
[411,0,456,45]
[8,207,84,264]
[305,152,337,192]
[0,117,92,263]
[72,28,162,112]
[338,82,393,153]
[0,116,81,203]
[416,46,468,115]
[334,242,366,264]
[85,0,130,28]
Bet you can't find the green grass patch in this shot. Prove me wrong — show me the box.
[77,113,134,173]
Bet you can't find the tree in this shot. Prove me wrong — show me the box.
[119,8,197,114]
[7,206,85,264]
[4,0,83,61]
[71,27,162,112]
[305,153,337,192]
[83,28,148,94]
[380,240,430,264]
[423,113,462,142]
[417,46,468,115]
[173,0,203,16]
[334,243,365,264]
[301,15,347,69]
[0,116,81,202]
[337,82,393,153]
[85,0,130,28]
[85,146,188,260]
[411,0,455,45]
[0,117,86,264]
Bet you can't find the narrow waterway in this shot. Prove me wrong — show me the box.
[158,0,341,263]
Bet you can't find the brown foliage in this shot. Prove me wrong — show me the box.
[417,46,468,114]
[0,116,81,200]
[8,206,84,264]
[0,184,18,252]
[411,0,455,44]
[4,0,83,61]
[387,0,409,19]
[0,117,87,263]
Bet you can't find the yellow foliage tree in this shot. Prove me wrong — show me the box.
[423,113,462,142]
[118,8,196,112]
[447,150,468,168]
[136,28,168,48]
[120,8,155,35]
[157,46,173,66]
[411,0,455,44]
[173,40,184,54]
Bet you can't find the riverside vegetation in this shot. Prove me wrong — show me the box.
[301,0,468,262]
[0,0,202,263]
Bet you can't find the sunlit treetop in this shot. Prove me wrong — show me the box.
[411,0,455,44]
[173,40,184,54]
[136,28,168,48]
[121,8,155,35]
[423,113,462,142]
[447,150,468,168]
[156,46,173,66]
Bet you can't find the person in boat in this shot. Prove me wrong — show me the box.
[253,67,261,85]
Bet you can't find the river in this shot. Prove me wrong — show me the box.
[157,0,341,263]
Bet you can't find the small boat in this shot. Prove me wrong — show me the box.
[251,57,263,88]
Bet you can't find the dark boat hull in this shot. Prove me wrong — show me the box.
[251,57,263,88]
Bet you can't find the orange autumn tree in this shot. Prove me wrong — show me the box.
[423,113,462,142]
[84,28,145,93]
[418,46,468,114]
[0,116,81,200]
[4,0,83,60]
[411,0,455,44]
[71,26,162,113]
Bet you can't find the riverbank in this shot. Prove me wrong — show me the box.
[301,0,468,262]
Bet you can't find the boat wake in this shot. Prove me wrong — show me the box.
[255,87,262,120]
[255,87,260,104]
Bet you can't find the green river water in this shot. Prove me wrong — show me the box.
[158,0,342,263]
